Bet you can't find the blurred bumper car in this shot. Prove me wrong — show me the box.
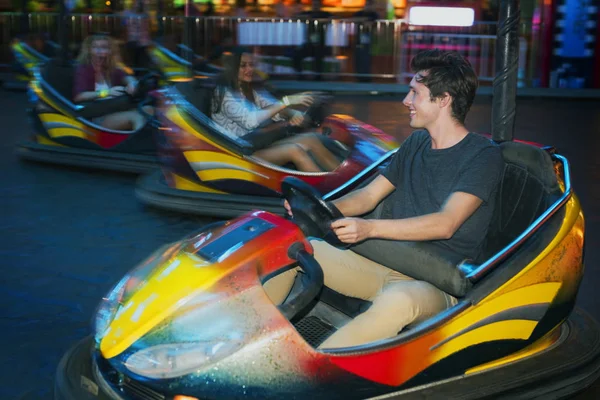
[135,80,399,217]
[17,60,160,173]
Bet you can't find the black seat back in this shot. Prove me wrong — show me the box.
[174,80,214,118]
[349,141,561,299]
[41,59,76,101]
[478,141,561,262]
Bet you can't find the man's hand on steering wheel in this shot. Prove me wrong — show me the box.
[284,199,293,216]
[282,178,346,249]
[331,217,374,244]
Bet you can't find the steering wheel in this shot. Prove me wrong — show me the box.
[76,73,160,121]
[298,92,333,128]
[281,177,344,247]
[276,177,345,321]
[130,71,160,102]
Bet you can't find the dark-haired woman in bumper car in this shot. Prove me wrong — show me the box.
[212,51,340,172]
[73,34,153,131]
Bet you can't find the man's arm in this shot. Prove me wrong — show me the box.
[332,191,483,243]
[332,174,396,217]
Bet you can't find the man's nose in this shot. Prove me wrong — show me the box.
[402,94,411,106]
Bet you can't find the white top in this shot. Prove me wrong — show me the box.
[95,81,110,92]
[211,88,284,139]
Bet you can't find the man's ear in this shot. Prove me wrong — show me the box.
[439,92,452,109]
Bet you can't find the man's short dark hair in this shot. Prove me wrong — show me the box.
[410,50,478,124]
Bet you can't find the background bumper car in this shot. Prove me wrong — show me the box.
[135,80,399,217]
[149,42,225,83]
[16,60,161,174]
[2,37,59,91]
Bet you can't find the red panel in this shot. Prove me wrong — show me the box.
[95,130,129,149]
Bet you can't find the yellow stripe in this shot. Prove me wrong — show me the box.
[169,77,194,82]
[183,150,266,183]
[36,91,73,117]
[184,150,242,164]
[435,320,538,361]
[446,282,561,331]
[166,107,234,155]
[100,253,229,358]
[171,173,226,193]
[163,66,186,73]
[487,194,582,298]
[39,113,83,127]
[197,168,260,183]
[465,326,561,374]
[117,62,134,76]
[433,282,561,362]
[37,135,66,147]
[48,127,87,139]
[151,50,189,74]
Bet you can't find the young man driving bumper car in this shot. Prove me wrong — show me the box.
[266,49,505,349]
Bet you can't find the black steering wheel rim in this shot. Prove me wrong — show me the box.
[130,71,159,102]
[281,177,344,247]
[300,92,332,127]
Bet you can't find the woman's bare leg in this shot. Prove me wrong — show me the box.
[100,109,148,131]
[286,133,340,171]
[254,143,322,172]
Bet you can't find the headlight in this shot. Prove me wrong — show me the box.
[125,340,243,379]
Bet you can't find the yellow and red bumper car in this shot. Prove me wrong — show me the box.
[17,60,161,173]
[135,81,399,217]
[55,140,599,399]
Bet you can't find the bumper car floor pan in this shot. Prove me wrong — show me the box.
[17,141,158,174]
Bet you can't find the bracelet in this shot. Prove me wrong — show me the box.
[282,96,290,106]
[98,89,109,99]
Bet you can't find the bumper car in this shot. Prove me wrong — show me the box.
[55,140,599,399]
[2,37,59,91]
[135,80,399,217]
[16,60,161,173]
[149,42,225,83]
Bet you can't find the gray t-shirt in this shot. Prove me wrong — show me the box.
[382,130,504,260]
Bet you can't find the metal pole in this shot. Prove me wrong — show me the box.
[491,0,520,143]
[184,0,193,76]
[20,0,29,35]
[157,0,164,39]
[58,0,69,63]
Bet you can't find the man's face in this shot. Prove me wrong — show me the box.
[402,72,440,130]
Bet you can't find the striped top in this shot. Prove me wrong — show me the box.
[211,87,284,139]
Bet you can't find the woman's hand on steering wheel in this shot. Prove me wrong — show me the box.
[289,112,306,127]
[125,80,138,95]
[109,86,126,97]
[286,93,314,107]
